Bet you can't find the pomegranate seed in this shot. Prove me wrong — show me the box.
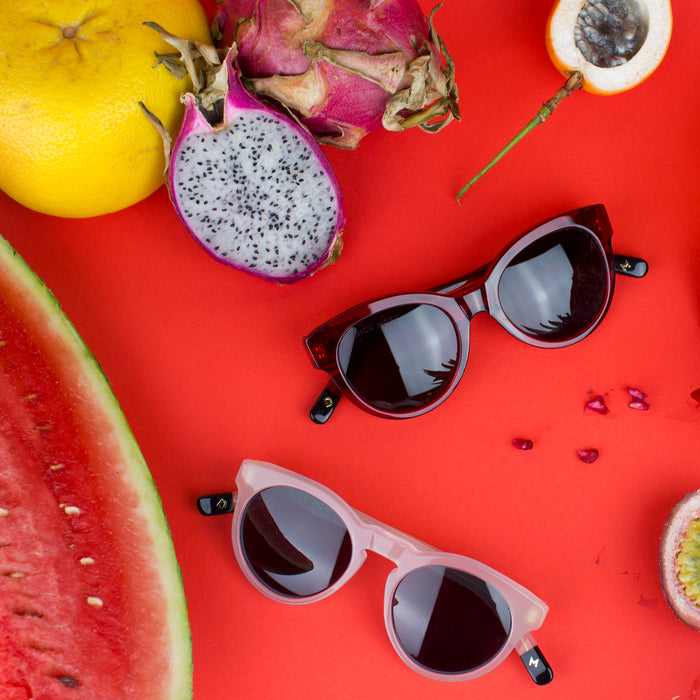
[626,386,649,409]
[512,438,533,450]
[584,395,608,414]
[577,449,599,464]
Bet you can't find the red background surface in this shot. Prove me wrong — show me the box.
[2,0,699,697]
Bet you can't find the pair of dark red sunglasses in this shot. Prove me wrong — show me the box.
[304,204,647,422]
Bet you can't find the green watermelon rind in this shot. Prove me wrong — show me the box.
[0,234,192,697]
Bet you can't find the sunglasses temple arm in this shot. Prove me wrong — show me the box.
[614,254,648,278]
[516,634,553,685]
[310,381,343,424]
[196,491,238,516]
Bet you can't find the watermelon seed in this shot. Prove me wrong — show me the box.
[0,507,9,516]
[56,675,80,688]
[63,505,81,515]
[79,557,95,565]
[86,596,103,608]
[12,607,44,618]
[8,572,26,578]
[49,464,65,471]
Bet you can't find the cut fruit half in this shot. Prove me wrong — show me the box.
[0,234,192,697]
[659,489,700,631]
[456,0,673,197]
[546,0,673,94]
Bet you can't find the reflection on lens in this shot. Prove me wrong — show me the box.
[337,304,459,413]
[241,487,352,598]
[498,227,608,341]
[391,566,511,674]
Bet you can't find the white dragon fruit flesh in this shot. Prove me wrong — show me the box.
[213,0,459,149]
[143,30,345,283]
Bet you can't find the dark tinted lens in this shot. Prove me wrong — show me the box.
[337,304,459,413]
[392,566,511,675]
[498,227,608,341]
[241,486,352,598]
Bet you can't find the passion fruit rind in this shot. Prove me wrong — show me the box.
[659,489,700,631]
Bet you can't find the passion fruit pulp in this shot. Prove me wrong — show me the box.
[659,490,700,631]
[547,0,673,94]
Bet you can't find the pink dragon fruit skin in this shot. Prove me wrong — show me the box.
[213,0,459,148]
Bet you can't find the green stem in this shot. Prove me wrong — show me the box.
[456,71,583,201]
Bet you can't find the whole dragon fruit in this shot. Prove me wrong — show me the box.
[213,0,459,149]
[142,25,345,283]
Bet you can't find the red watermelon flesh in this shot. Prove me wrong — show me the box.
[0,236,191,698]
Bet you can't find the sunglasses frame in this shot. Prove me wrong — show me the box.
[304,204,647,422]
[198,459,553,684]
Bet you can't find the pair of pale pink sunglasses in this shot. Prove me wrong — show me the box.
[198,460,553,684]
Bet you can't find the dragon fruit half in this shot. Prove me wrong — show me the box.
[142,25,345,283]
[213,0,459,149]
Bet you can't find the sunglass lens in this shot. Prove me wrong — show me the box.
[241,487,352,598]
[498,227,608,341]
[337,304,459,413]
[391,566,511,675]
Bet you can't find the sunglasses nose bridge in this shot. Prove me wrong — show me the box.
[354,511,418,563]
[456,287,488,319]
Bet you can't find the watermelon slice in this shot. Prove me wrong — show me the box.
[0,234,191,698]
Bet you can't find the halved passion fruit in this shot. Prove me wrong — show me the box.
[546,0,673,94]
[456,0,673,198]
[659,489,700,631]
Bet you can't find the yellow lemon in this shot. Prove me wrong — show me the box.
[0,0,212,218]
